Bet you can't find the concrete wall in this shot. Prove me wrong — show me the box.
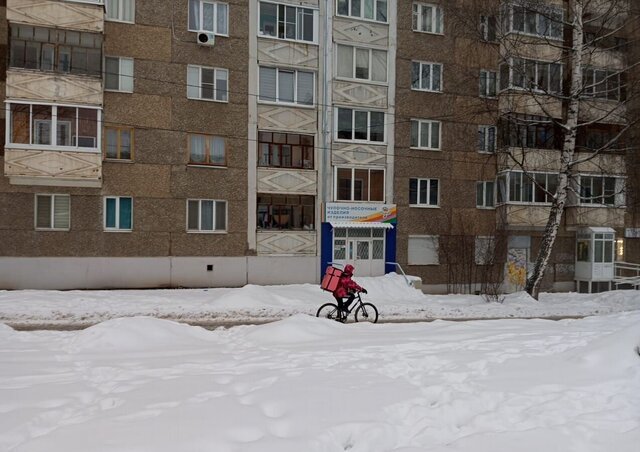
[0,256,320,289]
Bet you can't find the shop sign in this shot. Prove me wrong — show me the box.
[325,203,397,223]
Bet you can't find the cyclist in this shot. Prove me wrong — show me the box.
[332,264,367,316]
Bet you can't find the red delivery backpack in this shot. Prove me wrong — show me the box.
[320,266,343,292]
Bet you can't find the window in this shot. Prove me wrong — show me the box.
[188,0,228,35]
[335,168,385,202]
[259,67,314,106]
[411,61,442,92]
[336,44,387,83]
[480,70,497,97]
[9,25,102,76]
[478,125,496,153]
[580,176,624,207]
[479,15,497,41]
[576,124,625,151]
[258,131,314,169]
[257,194,314,230]
[104,57,133,92]
[475,236,496,265]
[105,126,133,160]
[187,199,227,232]
[500,171,557,204]
[408,236,439,265]
[500,58,562,94]
[259,2,317,43]
[8,103,100,150]
[411,119,440,150]
[187,65,228,102]
[336,108,385,143]
[476,181,495,208]
[500,114,559,150]
[582,68,623,101]
[104,196,133,231]
[412,3,443,33]
[35,194,70,230]
[189,134,225,166]
[506,3,562,39]
[409,178,439,207]
[106,0,135,23]
[337,0,388,23]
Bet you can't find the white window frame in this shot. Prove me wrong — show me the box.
[336,0,388,24]
[408,235,439,265]
[103,196,133,232]
[334,167,386,203]
[500,57,563,94]
[579,175,625,207]
[6,101,102,153]
[410,119,441,150]
[258,1,319,44]
[479,14,497,41]
[187,65,229,102]
[477,125,496,153]
[412,2,443,34]
[34,194,70,231]
[409,178,440,207]
[258,66,315,106]
[582,68,622,101]
[335,44,388,83]
[186,199,228,233]
[411,61,443,92]
[188,0,229,36]
[479,69,497,97]
[105,0,135,24]
[475,236,495,265]
[506,3,563,41]
[335,107,385,144]
[476,181,495,209]
[104,56,134,93]
[500,171,558,205]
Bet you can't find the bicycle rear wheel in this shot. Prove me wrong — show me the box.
[354,303,378,323]
[316,303,342,322]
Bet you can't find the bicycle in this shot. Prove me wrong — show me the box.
[316,291,379,323]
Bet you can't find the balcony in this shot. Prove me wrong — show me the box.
[565,206,625,229]
[7,0,104,33]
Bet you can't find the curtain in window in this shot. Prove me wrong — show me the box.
[259,67,276,101]
[187,200,199,230]
[105,198,117,228]
[297,71,314,105]
[215,70,228,101]
[355,48,369,79]
[189,0,200,30]
[217,3,228,35]
[371,50,386,82]
[202,2,215,32]
[187,66,200,98]
[106,129,119,158]
[278,70,294,103]
[53,195,70,229]
[119,198,132,229]
[190,135,206,163]
[120,58,134,91]
[123,0,135,22]
[337,45,353,78]
[120,129,131,159]
[212,137,225,164]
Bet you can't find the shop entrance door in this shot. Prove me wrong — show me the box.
[348,239,371,276]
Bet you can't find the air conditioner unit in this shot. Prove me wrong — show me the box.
[197,32,215,46]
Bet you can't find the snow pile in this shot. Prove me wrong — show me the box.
[1,313,639,451]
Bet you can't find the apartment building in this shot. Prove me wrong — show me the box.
[0,0,637,292]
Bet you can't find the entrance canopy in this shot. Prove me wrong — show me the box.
[330,222,394,229]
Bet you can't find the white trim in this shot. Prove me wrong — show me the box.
[411,60,443,93]
[105,0,136,24]
[257,1,319,45]
[412,2,444,35]
[336,0,389,24]
[409,177,440,207]
[257,66,316,107]
[335,43,388,84]
[188,0,229,36]
[410,118,441,151]
[334,107,386,144]
[186,65,229,103]
[186,199,228,233]
[103,196,133,232]
[34,194,71,231]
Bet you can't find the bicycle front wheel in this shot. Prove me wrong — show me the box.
[354,303,378,323]
[316,303,341,321]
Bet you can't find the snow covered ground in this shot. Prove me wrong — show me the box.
[1,273,639,327]
[1,276,640,451]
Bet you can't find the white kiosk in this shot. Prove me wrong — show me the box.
[575,227,615,293]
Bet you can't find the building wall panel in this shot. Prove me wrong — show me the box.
[4,148,101,185]
[7,0,103,32]
[332,142,386,166]
[257,168,317,194]
[333,17,388,46]
[257,105,317,133]
[333,81,387,108]
[6,70,102,105]
[257,231,317,255]
[257,39,319,69]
